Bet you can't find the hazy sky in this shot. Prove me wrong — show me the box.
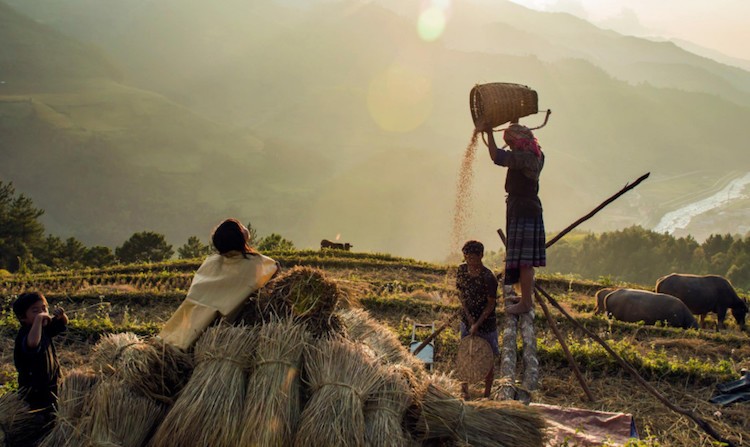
[508,0,750,61]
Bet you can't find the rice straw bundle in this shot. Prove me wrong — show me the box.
[241,266,344,337]
[88,381,166,447]
[90,333,193,404]
[239,318,308,446]
[150,324,257,447]
[0,391,37,447]
[363,365,414,447]
[89,332,142,375]
[340,308,427,380]
[39,368,98,447]
[415,380,547,447]
[294,337,383,447]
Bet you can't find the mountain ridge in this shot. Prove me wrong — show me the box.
[2,0,750,259]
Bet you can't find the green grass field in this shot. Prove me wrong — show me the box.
[1,250,748,446]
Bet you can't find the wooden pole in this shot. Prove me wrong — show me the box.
[412,312,459,356]
[534,289,595,401]
[546,172,650,248]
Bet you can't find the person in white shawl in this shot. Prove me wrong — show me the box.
[159,218,279,350]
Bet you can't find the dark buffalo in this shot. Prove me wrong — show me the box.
[320,239,353,251]
[604,288,699,329]
[655,273,748,330]
[594,287,616,315]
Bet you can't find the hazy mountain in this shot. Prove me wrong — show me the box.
[0,1,331,248]
[3,0,750,260]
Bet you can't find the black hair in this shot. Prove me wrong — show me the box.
[13,292,47,320]
[462,240,484,256]
[211,218,257,257]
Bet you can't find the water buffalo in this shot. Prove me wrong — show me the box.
[603,288,699,329]
[594,287,616,315]
[320,239,353,251]
[655,273,748,330]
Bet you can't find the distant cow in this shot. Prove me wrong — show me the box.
[655,273,748,331]
[320,239,353,251]
[604,288,699,329]
[594,287,616,315]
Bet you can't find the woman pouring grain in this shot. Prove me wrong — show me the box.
[483,124,546,315]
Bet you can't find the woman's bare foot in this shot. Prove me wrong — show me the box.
[505,299,533,315]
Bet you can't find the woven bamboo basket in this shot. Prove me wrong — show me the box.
[455,335,494,383]
[470,82,538,130]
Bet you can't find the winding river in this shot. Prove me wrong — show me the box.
[653,172,750,234]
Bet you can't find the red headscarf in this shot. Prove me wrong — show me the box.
[504,124,541,159]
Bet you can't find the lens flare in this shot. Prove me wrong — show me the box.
[417,0,451,42]
[367,65,433,133]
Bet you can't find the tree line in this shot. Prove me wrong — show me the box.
[0,181,294,273]
[545,225,750,290]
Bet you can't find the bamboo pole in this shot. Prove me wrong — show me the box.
[411,312,459,356]
[545,172,650,248]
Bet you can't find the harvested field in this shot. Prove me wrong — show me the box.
[1,250,749,446]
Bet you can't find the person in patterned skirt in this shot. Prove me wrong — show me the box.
[483,124,546,315]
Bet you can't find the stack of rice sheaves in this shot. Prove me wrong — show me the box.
[28,266,546,447]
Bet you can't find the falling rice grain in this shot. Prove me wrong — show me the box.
[451,130,480,253]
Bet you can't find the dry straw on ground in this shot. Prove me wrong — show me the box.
[39,368,98,447]
[151,324,257,447]
[294,337,384,447]
[0,391,37,447]
[239,318,309,447]
[415,376,546,447]
[364,364,414,447]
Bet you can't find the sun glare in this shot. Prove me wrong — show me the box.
[417,0,452,42]
[367,65,433,133]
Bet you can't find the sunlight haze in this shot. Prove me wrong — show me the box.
[508,0,750,61]
[2,0,750,261]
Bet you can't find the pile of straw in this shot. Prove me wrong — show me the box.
[89,332,142,375]
[88,381,166,447]
[340,308,427,381]
[415,378,547,447]
[39,368,98,447]
[294,337,383,447]
[364,364,414,447]
[89,332,193,404]
[0,391,37,447]
[239,318,308,446]
[240,266,345,337]
[151,324,257,447]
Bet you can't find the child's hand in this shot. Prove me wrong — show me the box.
[52,307,69,325]
[35,312,52,326]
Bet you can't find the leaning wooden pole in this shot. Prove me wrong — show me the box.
[534,285,737,447]
[534,289,595,401]
[545,172,650,248]
[411,312,459,356]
